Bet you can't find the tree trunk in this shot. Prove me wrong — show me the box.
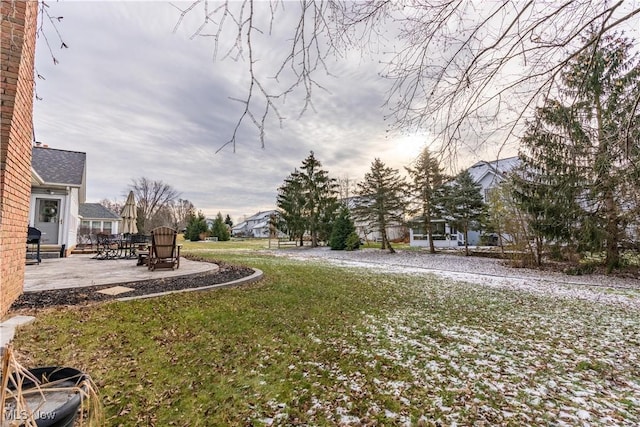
[463,226,470,256]
[425,212,435,254]
[381,227,395,253]
[605,189,620,272]
[385,232,395,253]
[535,235,543,266]
[496,223,505,256]
[594,88,620,272]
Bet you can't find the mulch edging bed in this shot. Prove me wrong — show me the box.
[10,258,256,310]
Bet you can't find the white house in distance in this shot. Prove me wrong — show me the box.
[409,156,521,248]
[343,196,406,243]
[232,210,280,238]
[78,203,121,235]
[29,145,86,256]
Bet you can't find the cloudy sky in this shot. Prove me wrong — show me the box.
[33,1,515,222]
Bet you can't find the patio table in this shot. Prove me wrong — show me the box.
[93,234,120,259]
[93,234,148,260]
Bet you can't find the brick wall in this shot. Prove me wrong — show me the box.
[1,0,38,317]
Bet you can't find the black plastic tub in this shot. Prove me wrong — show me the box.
[4,366,88,427]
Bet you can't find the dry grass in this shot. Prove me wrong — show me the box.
[9,250,640,425]
[1,344,103,426]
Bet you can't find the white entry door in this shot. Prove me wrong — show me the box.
[35,198,60,244]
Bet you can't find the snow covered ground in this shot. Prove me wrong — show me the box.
[253,247,640,425]
[266,247,640,309]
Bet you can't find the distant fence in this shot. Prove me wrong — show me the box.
[275,239,315,248]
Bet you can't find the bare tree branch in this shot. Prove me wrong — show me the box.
[174,0,640,161]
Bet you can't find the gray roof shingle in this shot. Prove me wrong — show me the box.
[79,203,121,220]
[32,147,86,186]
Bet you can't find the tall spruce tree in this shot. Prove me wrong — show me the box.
[276,152,338,246]
[406,147,445,253]
[210,212,230,241]
[440,170,485,256]
[298,152,339,247]
[277,170,307,244]
[354,158,408,253]
[515,34,640,271]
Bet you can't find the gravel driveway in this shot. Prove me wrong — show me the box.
[266,247,640,309]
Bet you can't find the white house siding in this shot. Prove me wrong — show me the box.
[233,210,280,238]
[357,224,406,243]
[67,187,79,250]
[409,157,521,248]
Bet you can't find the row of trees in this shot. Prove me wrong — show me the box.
[100,177,234,239]
[277,35,640,269]
[276,150,487,255]
[184,212,233,242]
[424,34,639,270]
[506,34,640,272]
[100,177,192,233]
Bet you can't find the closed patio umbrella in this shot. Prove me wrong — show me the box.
[121,191,138,235]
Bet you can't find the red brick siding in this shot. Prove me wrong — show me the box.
[1,0,38,317]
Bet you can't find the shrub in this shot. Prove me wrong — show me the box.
[211,212,231,241]
[184,211,208,241]
[345,232,361,251]
[329,208,356,250]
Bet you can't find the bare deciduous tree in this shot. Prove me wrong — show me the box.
[167,198,196,231]
[33,0,68,101]
[336,175,359,204]
[174,0,640,160]
[131,177,180,232]
[98,198,123,216]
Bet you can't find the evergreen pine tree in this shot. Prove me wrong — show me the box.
[184,211,208,241]
[405,147,445,253]
[515,33,640,271]
[277,152,339,246]
[354,158,408,253]
[440,170,485,256]
[298,151,339,247]
[224,214,233,229]
[211,212,230,241]
[277,170,307,245]
[329,207,357,250]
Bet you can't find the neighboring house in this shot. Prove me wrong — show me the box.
[232,210,280,238]
[78,203,121,235]
[29,145,86,255]
[205,218,215,229]
[409,156,521,248]
[343,196,406,243]
[467,156,521,203]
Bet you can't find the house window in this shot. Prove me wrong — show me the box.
[432,222,446,235]
[80,220,91,234]
[39,199,59,223]
[484,187,496,202]
[90,221,101,233]
[103,221,113,233]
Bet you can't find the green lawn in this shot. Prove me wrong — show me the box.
[11,246,640,425]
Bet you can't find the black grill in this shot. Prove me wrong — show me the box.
[27,226,42,264]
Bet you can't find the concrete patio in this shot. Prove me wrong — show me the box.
[4,256,216,347]
[24,254,217,292]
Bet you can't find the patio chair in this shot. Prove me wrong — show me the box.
[94,233,119,259]
[148,226,180,271]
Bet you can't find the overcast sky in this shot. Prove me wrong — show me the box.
[33,1,516,222]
